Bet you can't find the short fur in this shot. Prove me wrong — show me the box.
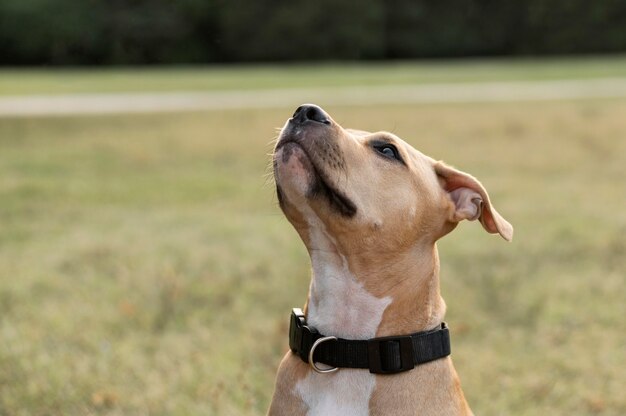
[269,105,512,416]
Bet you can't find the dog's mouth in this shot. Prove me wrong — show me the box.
[275,139,357,218]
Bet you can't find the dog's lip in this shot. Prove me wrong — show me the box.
[274,138,320,180]
[274,137,298,151]
[275,138,356,218]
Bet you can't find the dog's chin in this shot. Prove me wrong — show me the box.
[274,141,316,198]
[274,141,357,218]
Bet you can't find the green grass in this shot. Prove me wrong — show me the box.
[1,77,625,414]
[2,55,626,96]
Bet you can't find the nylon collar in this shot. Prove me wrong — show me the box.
[288,308,451,375]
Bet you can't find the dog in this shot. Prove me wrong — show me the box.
[269,104,512,415]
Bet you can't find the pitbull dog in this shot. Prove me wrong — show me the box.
[269,104,512,416]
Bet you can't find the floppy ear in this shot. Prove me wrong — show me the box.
[434,162,513,241]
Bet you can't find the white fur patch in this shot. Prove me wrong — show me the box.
[295,370,377,416]
[294,207,392,416]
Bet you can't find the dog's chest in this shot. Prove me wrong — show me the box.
[291,209,392,415]
[295,369,376,416]
[294,248,391,415]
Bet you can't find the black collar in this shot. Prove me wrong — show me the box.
[288,308,451,374]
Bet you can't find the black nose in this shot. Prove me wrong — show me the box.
[291,104,330,125]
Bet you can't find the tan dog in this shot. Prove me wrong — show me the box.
[269,104,512,416]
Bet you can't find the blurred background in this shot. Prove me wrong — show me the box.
[2,0,626,64]
[1,1,625,415]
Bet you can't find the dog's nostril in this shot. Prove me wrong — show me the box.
[291,104,330,125]
[305,108,318,121]
[305,106,330,124]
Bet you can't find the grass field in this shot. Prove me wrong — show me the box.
[2,55,626,96]
[1,61,625,415]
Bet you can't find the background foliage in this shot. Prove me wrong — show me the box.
[1,0,626,65]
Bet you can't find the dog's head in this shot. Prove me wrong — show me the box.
[273,104,512,255]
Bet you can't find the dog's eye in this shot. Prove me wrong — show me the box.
[374,144,400,160]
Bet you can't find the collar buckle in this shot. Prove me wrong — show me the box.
[289,308,321,361]
[289,308,306,354]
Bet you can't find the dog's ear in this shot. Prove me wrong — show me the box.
[434,162,513,241]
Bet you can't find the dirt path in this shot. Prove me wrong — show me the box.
[2,78,626,117]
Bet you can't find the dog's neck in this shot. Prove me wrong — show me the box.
[304,236,446,340]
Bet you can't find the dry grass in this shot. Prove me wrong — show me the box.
[2,55,626,96]
[0,98,625,415]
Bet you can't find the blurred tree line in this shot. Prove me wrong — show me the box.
[1,0,625,65]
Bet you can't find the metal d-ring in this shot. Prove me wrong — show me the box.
[308,336,339,374]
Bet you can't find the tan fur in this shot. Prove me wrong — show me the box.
[269,105,512,415]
